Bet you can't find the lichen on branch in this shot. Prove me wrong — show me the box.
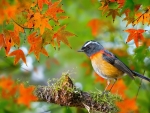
[35,73,122,113]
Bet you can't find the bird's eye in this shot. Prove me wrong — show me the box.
[86,45,91,49]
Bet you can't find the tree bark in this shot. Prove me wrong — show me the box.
[35,74,120,113]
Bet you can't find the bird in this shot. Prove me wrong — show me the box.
[78,40,150,91]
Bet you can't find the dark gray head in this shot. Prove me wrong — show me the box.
[78,40,104,57]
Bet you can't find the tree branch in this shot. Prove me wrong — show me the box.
[35,73,121,113]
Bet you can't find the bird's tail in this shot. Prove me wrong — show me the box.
[132,71,150,82]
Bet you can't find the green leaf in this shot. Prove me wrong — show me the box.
[7,0,16,5]
[121,0,135,17]
[109,2,119,9]
[133,0,150,7]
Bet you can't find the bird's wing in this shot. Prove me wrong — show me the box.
[102,50,134,79]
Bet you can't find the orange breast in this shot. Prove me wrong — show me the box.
[90,51,124,79]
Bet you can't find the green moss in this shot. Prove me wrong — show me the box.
[36,73,122,113]
[91,91,122,113]
[48,72,75,93]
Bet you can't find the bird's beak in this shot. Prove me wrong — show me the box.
[77,49,84,52]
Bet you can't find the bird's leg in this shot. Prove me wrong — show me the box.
[104,80,111,92]
[101,80,111,95]
[109,79,117,92]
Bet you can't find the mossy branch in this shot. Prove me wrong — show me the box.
[35,73,122,113]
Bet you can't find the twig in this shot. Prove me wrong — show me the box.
[132,9,149,25]
[11,18,34,30]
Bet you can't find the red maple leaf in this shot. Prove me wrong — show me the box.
[27,32,49,60]
[8,49,27,65]
[3,32,14,55]
[116,98,138,113]
[88,19,102,36]
[125,29,146,47]
[27,32,41,44]
[17,84,38,107]
[0,76,17,99]
[9,31,20,46]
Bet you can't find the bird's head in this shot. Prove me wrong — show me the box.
[78,40,104,57]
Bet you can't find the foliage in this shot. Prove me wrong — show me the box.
[0,76,37,113]
[0,0,75,64]
[99,0,150,47]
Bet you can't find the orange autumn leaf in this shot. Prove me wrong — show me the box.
[46,0,64,21]
[88,19,102,37]
[123,16,135,27]
[8,49,27,65]
[123,5,141,26]
[38,0,52,10]
[117,0,125,8]
[100,0,109,7]
[3,33,14,55]
[133,9,150,25]
[27,32,41,44]
[40,18,52,34]
[0,77,17,98]
[9,31,20,46]
[99,2,109,15]
[53,25,76,48]
[125,29,146,47]
[17,84,38,107]
[1,86,17,99]
[108,0,125,8]
[16,1,33,12]
[28,33,49,60]
[143,38,150,47]
[28,42,49,60]
[14,23,24,34]
[0,1,17,23]
[3,29,20,54]
[5,5,16,19]
[26,12,52,35]
[25,10,35,28]
[110,79,127,98]
[116,98,138,113]
[0,0,32,24]
[0,76,14,91]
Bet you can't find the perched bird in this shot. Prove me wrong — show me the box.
[78,40,150,91]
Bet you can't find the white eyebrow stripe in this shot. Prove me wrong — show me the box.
[83,41,99,47]
[83,41,91,47]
